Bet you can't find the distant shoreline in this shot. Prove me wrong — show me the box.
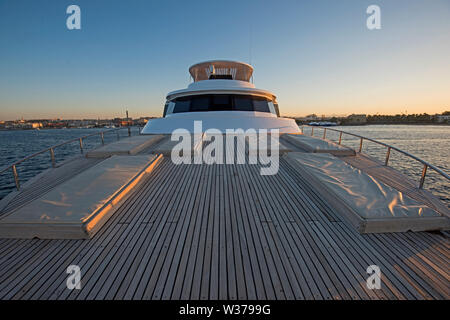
[336,123,450,126]
[0,127,103,131]
[0,123,449,132]
[295,122,450,127]
[0,126,141,132]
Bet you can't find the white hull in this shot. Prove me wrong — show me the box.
[141,111,301,134]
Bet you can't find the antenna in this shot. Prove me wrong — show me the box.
[249,22,253,65]
[249,22,254,84]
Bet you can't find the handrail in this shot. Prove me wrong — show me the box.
[0,127,137,191]
[301,125,450,189]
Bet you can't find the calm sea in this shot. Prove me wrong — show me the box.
[0,125,449,205]
[0,128,140,201]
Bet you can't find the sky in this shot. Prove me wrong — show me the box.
[0,0,449,120]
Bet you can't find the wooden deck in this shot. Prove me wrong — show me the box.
[0,157,448,300]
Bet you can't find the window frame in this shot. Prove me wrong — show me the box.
[167,94,277,116]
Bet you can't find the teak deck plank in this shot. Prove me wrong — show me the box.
[164,164,207,299]
[0,157,448,300]
[236,164,280,299]
[279,159,424,299]
[112,161,180,299]
[148,163,202,300]
[244,165,309,299]
[238,163,286,299]
[168,164,209,299]
[128,161,190,299]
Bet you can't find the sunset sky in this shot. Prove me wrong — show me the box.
[0,0,449,120]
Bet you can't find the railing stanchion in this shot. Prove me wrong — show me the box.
[79,138,83,154]
[12,165,20,191]
[0,128,130,192]
[311,127,314,136]
[359,137,363,153]
[50,148,56,168]
[338,132,342,145]
[419,164,428,189]
[323,128,327,139]
[116,130,120,140]
[100,132,104,145]
[384,147,391,166]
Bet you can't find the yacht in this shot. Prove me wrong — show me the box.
[141,60,300,134]
[0,60,448,300]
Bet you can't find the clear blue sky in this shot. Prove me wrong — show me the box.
[1,0,449,120]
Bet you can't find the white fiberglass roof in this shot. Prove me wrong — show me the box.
[166,79,276,101]
[189,60,253,82]
[167,60,276,101]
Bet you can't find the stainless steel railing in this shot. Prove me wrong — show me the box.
[301,125,450,189]
[0,127,137,191]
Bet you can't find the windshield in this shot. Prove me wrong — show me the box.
[164,94,279,117]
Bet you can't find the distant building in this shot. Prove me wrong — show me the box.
[304,114,319,121]
[436,114,450,123]
[346,114,367,124]
[113,118,133,127]
[30,122,42,129]
[134,117,155,126]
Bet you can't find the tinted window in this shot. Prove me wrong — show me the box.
[253,97,270,112]
[168,94,276,115]
[234,95,253,111]
[211,95,232,110]
[209,74,233,80]
[163,102,169,117]
[173,97,190,113]
[273,103,280,117]
[190,96,210,112]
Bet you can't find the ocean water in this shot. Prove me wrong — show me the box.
[0,125,449,206]
[0,127,140,200]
